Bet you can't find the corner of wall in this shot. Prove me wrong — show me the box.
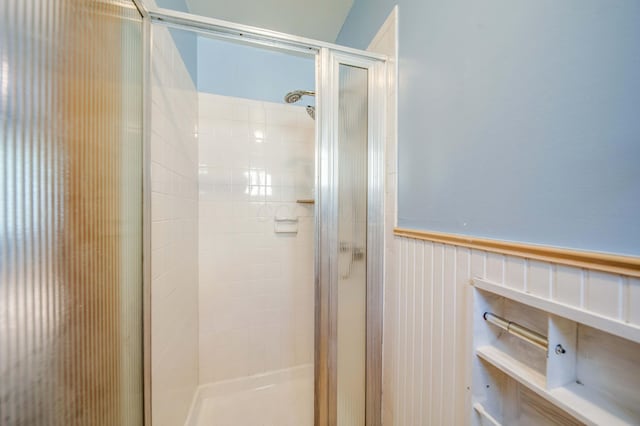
[335,0,397,49]
[365,8,398,426]
[150,22,200,426]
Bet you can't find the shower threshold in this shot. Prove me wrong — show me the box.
[185,364,313,426]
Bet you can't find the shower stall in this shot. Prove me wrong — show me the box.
[0,1,387,425]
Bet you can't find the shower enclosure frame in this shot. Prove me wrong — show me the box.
[132,2,387,425]
[316,49,386,426]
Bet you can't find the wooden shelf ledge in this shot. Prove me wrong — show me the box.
[477,345,640,426]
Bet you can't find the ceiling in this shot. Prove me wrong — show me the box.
[184,0,355,42]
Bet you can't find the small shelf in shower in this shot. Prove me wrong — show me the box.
[296,199,315,204]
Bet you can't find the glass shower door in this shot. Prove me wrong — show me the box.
[0,1,144,424]
[316,49,384,426]
[336,63,369,425]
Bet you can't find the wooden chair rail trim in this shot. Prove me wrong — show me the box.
[394,228,640,278]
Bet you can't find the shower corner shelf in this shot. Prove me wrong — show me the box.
[471,278,640,426]
[296,199,315,204]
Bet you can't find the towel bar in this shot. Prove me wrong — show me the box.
[483,312,548,351]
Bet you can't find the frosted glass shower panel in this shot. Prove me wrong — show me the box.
[0,1,144,424]
[336,64,369,425]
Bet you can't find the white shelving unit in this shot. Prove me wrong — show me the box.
[471,278,640,426]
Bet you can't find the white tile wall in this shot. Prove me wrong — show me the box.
[198,93,315,384]
[150,25,199,426]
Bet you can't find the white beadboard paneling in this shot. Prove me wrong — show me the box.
[431,243,444,425]
[443,245,458,424]
[585,271,623,319]
[406,240,418,426]
[456,247,473,426]
[553,265,584,307]
[471,250,487,279]
[388,237,471,426]
[386,234,640,426]
[527,260,552,298]
[396,237,408,426]
[504,256,526,291]
[486,253,505,284]
[413,242,426,426]
[420,240,434,426]
[628,278,640,325]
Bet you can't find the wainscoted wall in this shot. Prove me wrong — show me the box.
[365,6,640,425]
[384,233,640,425]
[197,93,315,384]
[150,25,200,426]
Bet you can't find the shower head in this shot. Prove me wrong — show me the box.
[284,90,316,120]
[306,105,315,120]
[284,89,315,104]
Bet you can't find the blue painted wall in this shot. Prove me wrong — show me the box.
[337,0,640,256]
[197,37,315,105]
[336,0,395,50]
[156,0,197,83]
